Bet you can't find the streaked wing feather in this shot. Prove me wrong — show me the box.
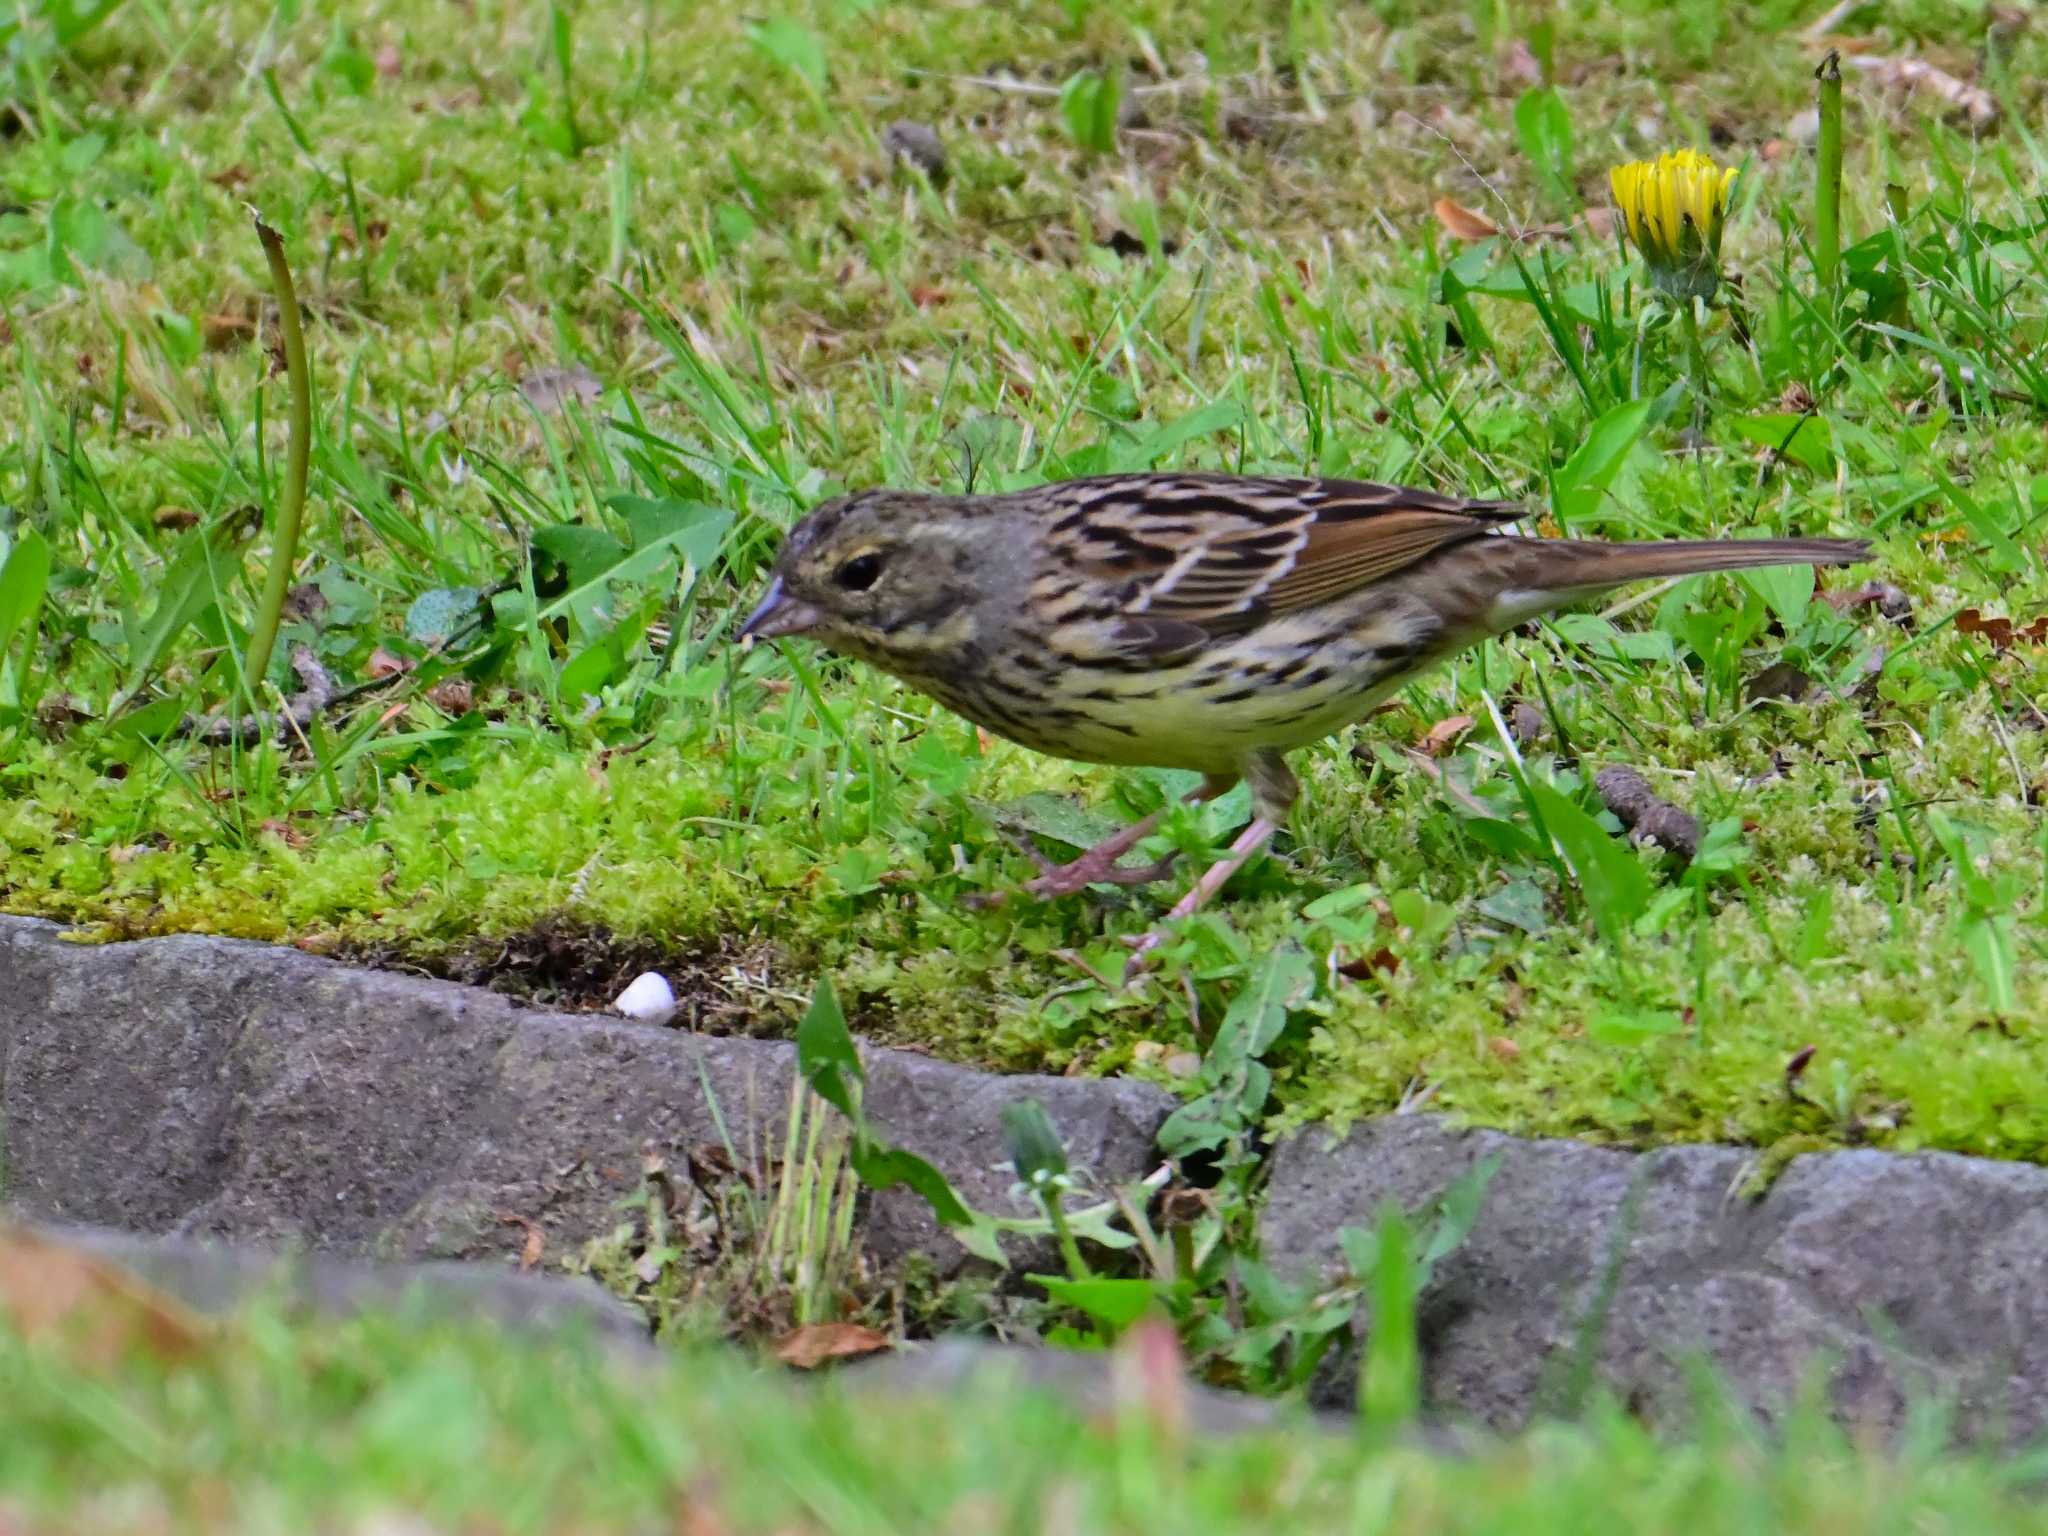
[1042,472,1521,638]
[1261,510,1500,612]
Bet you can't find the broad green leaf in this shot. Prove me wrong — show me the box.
[795,975,863,1119]
[1211,940,1314,1066]
[1588,1010,1684,1048]
[120,517,256,699]
[1526,780,1651,946]
[532,524,629,584]
[904,732,973,798]
[1117,400,1245,469]
[826,845,889,896]
[1475,877,1550,935]
[1730,413,1836,475]
[1058,69,1120,154]
[556,638,618,705]
[1960,912,2018,1015]
[988,792,1127,854]
[1552,398,1652,525]
[1029,1276,1166,1333]
[1302,883,1377,922]
[530,514,723,636]
[606,496,733,567]
[848,1142,974,1229]
[0,528,51,661]
[1512,86,1573,205]
[747,17,827,90]
[1738,562,1812,630]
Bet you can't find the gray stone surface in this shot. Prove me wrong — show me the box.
[846,1337,1324,1437]
[0,917,1174,1276]
[9,1218,651,1347]
[9,914,2048,1447]
[1262,1116,2048,1443]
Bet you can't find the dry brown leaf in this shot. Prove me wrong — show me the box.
[366,647,413,679]
[1957,608,2048,649]
[1338,946,1401,981]
[773,1322,891,1369]
[259,817,308,849]
[0,1224,208,1369]
[1488,1036,1521,1061]
[1846,54,1999,129]
[202,312,256,350]
[1418,713,1475,757]
[1785,1044,1818,1092]
[498,1213,545,1272]
[426,679,475,715]
[1433,197,1499,241]
[153,505,198,531]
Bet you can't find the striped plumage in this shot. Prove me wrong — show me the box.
[740,471,1868,965]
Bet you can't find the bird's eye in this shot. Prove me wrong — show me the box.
[835,552,884,592]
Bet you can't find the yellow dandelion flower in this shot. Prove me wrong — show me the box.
[1609,149,1738,301]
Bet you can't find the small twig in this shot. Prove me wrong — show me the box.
[1594,765,1701,859]
[178,644,332,746]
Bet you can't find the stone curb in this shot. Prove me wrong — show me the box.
[6,1217,653,1349]
[1264,1116,2048,1444]
[0,917,1172,1275]
[5,915,2045,1444]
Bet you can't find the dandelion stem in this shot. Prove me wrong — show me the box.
[1815,50,1844,299]
[1682,299,1710,404]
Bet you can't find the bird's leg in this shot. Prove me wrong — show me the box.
[1123,752,1297,980]
[1016,773,1239,899]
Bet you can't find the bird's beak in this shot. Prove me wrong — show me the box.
[737,577,823,642]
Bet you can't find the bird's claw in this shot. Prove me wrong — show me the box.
[1024,850,1179,900]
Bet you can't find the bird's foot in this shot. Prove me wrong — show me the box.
[1020,843,1181,899]
[1121,816,1280,983]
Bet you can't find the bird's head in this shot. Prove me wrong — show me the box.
[737,489,1013,672]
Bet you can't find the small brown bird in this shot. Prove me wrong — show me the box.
[739,473,1867,971]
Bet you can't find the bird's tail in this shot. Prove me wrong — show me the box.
[1448,534,1871,631]
[1505,535,1871,589]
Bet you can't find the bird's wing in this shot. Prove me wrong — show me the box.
[1043,473,1522,642]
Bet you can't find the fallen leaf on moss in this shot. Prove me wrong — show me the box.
[0,1224,208,1369]
[1957,608,2048,649]
[1417,713,1475,756]
[774,1322,890,1369]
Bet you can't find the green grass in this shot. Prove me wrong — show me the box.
[3,0,2047,1167]
[7,1302,2048,1535]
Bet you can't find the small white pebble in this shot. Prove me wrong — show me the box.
[614,971,678,1025]
[1787,108,1821,146]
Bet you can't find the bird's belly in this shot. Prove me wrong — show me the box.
[962,622,1421,772]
